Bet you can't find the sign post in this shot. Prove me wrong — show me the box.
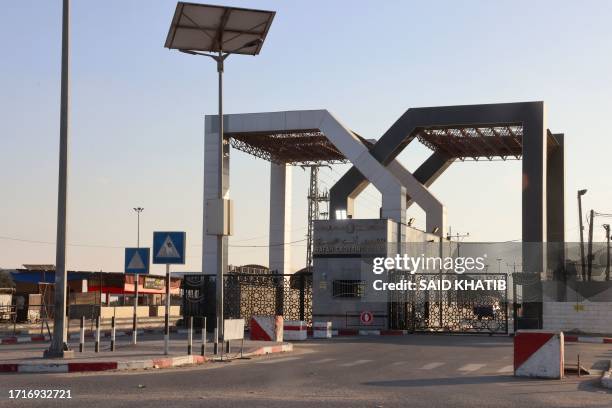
[164,264,170,354]
[124,248,150,345]
[153,231,186,355]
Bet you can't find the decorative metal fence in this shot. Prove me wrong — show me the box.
[182,273,313,328]
[388,272,508,334]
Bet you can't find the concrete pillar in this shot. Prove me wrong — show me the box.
[269,162,292,274]
[521,102,547,327]
[203,115,229,275]
[547,133,565,296]
[547,133,565,245]
[521,102,547,272]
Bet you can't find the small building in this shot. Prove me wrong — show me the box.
[8,266,181,322]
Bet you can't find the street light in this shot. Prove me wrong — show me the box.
[603,224,610,281]
[133,207,144,247]
[132,207,144,344]
[164,2,275,353]
[578,189,588,280]
[45,0,73,359]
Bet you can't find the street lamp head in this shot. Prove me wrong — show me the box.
[242,38,263,48]
[178,49,199,55]
[578,189,588,196]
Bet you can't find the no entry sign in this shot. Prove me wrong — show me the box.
[360,311,373,325]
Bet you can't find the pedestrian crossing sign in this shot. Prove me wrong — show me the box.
[124,248,150,274]
[153,231,186,264]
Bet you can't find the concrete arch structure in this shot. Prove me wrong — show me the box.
[329,102,565,270]
[203,109,446,275]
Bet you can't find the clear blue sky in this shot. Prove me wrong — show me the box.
[1,0,611,274]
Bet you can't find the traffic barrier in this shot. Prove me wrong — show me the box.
[283,320,307,341]
[514,330,564,379]
[250,316,283,341]
[313,321,332,338]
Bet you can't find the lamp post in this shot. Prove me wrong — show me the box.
[578,189,587,281]
[132,207,144,344]
[45,0,73,359]
[164,2,275,353]
[603,224,610,281]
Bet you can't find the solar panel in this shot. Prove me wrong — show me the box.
[164,2,275,55]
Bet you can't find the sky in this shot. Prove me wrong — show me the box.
[1,0,611,275]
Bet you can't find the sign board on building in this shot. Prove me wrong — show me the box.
[152,231,186,265]
[143,276,165,290]
[360,311,373,325]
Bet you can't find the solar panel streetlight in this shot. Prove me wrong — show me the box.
[165,2,275,352]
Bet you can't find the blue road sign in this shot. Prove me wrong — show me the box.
[124,248,150,274]
[153,231,186,264]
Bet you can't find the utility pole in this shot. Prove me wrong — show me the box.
[132,207,143,344]
[45,0,73,359]
[587,209,594,281]
[302,165,329,272]
[577,189,588,280]
[603,224,610,281]
[446,230,470,258]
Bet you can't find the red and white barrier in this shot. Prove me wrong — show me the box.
[250,316,283,342]
[283,320,307,341]
[514,330,564,379]
[313,321,332,339]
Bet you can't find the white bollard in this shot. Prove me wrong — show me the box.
[313,322,332,339]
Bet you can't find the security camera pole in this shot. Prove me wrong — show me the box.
[164,2,275,351]
[45,0,74,359]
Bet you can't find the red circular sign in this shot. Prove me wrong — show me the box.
[360,311,373,325]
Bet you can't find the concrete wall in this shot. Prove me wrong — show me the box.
[70,305,181,320]
[543,301,612,334]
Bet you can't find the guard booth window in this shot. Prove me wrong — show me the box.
[332,280,364,298]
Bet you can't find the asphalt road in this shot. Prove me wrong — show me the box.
[1,335,611,408]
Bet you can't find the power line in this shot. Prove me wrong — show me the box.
[0,236,123,249]
[227,226,308,243]
[0,235,307,249]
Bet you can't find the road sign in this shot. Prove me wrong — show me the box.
[360,311,373,325]
[153,231,186,264]
[124,248,150,274]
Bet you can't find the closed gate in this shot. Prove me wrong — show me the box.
[389,272,508,334]
[182,273,313,328]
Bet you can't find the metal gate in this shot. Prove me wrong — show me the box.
[389,272,508,334]
[512,272,542,330]
[182,273,313,328]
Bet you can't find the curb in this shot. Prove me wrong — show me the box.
[601,360,612,389]
[244,343,293,356]
[0,342,292,374]
[0,355,207,374]
[564,335,612,344]
[309,330,611,343]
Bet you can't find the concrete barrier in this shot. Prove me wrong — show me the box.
[313,321,332,339]
[250,316,283,341]
[283,320,307,341]
[514,330,564,379]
